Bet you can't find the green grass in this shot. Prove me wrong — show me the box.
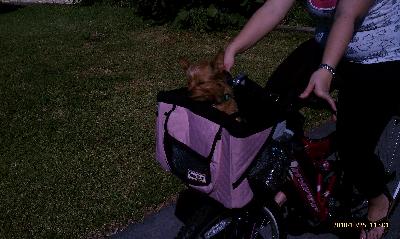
[0,5,314,238]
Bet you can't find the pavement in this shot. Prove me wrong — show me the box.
[111,122,400,239]
[111,202,399,239]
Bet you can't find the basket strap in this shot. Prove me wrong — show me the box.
[164,104,222,163]
[207,127,222,161]
[164,104,177,133]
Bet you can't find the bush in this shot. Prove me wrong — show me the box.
[135,0,264,28]
[136,0,313,31]
[75,0,313,31]
[134,0,185,23]
[172,5,247,32]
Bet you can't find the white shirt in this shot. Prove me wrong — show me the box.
[306,0,400,64]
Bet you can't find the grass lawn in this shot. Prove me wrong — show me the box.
[0,5,314,238]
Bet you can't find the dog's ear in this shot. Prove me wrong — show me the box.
[179,58,190,72]
[212,50,225,73]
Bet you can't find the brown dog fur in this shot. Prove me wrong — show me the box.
[179,52,239,117]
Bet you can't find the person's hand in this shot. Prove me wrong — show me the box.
[223,45,236,72]
[299,68,337,116]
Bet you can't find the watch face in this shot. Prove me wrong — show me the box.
[308,0,337,10]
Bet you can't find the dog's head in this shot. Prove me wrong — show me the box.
[179,52,230,103]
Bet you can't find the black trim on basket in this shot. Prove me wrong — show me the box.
[207,127,222,161]
[164,104,177,133]
[164,104,222,163]
[163,131,212,186]
[162,104,223,186]
[157,87,285,138]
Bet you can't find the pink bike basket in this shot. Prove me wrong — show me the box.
[155,86,282,208]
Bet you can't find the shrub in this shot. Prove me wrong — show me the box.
[75,0,313,31]
[136,0,313,31]
[135,0,264,28]
[172,5,247,32]
[134,0,185,23]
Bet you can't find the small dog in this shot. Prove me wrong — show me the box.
[179,52,240,119]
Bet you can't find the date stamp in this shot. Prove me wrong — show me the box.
[333,222,389,229]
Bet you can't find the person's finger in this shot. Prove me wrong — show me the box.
[223,60,232,72]
[299,81,315,99]
[317,92,337,113]
[223,54,233,72]
[224,64,231,72]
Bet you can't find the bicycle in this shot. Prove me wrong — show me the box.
[174,116,341,239]
[155,73,400,239]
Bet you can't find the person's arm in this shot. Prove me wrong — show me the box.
[320,0,375,68]
[224,0,296,71]
[300,0,375,112]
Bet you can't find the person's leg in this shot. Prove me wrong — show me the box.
[337,60,399,239]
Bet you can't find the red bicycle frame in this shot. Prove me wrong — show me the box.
[288,131,337,222]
